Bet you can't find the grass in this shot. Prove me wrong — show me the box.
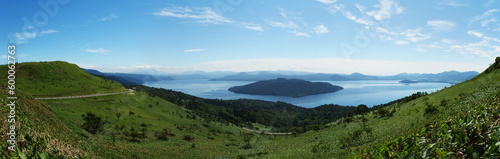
[0,88,91,158]
[0,61,126,97]
[43,91,260,158]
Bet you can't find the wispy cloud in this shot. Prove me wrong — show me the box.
[313,25,329,34]
[243,24,264,31]
[13,28,58,44]
[323,0,429,44]
[292,30,310,37]
[468,30,483,38]
[269,21,298,28]
[445,2,467,6]
[99,14,118,21]
[375,27,431,43]
[317,0,337,4]
[184,49,203,52]
[86,48,111,54]
[153,7,232,24]
[427,20,456,31]
[417,31,500,58]
[469,9,499,27]
[366,0,404,21]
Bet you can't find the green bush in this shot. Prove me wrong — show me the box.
[81,112,104,134]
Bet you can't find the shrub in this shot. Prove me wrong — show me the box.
[81,112,104,134]
[182,134,194,142]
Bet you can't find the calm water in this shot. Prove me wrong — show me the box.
[144,79,452,108]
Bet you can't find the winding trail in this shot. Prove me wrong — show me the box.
[35,89,134,100]
[241,127,292,135]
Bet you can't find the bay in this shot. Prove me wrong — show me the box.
[144,79,452,108]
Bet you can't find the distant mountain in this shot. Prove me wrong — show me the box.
[384,71,478,84]
[211,71,479,84]
[228,78,343,97]
[83,69,173,86]
[169,71,235,80]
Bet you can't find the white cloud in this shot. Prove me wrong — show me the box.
[86,48,111,54]
[292,30,310,37]
[244,25,264,31]
[468,30,483,38]
[366,0,404,21]
[184,49,203,52]
[14,32,37,41]
[344,11,373,25]
[355,3,366,12]
[313,25,329,34]
[481,18,498,27]
[40,29,58,35]
[374,27,431,43]
[13,29,57,43]
[417,31,500,58]
[99,14,118,21]
[427,20,456,31]
[153,7,232,24]
[269,21,298,28]
[469,9,499,26]
[317,0,337,4]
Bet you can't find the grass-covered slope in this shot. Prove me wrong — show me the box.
[0,61,126,97]
[363,57,500,158]
[0,88,90,158]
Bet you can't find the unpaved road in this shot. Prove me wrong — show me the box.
[35,89,134,100]
[241,127,292,135]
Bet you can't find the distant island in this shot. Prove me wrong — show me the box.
[228,78,343,97]
[399,79,419,84]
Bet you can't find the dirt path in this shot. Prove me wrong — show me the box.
[241,127,292,135]
[35,89,134,100]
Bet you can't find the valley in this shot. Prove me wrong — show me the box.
[1,59,499,158]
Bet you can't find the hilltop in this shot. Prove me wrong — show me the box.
[0,61,126,97]
[228,78,343,97]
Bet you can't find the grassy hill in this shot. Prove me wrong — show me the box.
[0,61,126,97]
[0,88,91,158]
[2,58,499,158]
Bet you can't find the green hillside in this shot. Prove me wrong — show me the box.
[1,58,499,158]
[0,89,91,158]
[0,61,126,97]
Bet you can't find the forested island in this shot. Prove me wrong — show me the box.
[228,78,343,97]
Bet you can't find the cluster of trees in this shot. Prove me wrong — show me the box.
[132,85,357,133]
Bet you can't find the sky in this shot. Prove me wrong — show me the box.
[1,0,500,75]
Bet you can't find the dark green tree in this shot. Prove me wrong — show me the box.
[81,112,104,134]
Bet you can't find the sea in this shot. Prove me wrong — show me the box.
[144,79,452,108]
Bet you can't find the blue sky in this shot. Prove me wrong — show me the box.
[1,0,499,75]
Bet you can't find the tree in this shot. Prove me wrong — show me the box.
[355,104,369,117]
[81,112,104,134]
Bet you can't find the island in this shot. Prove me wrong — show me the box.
[399,79,419,84]
[228,78,343,97]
